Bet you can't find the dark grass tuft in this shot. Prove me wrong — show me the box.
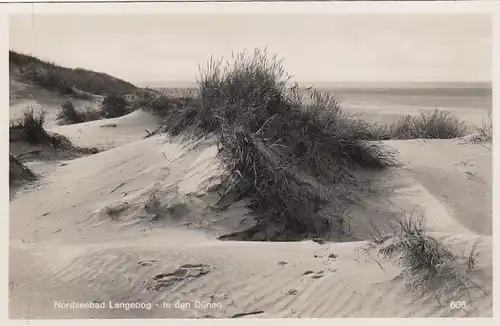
[387,109,469,140]
[149,48,399,239]
[380,214,454,273]
[10,109,55,145]
[58,100,83,123]
[58,100,102,124]
[10,108,99,156]
[102,94,130,118]
[471,112,492,143]
[375,213,488,304]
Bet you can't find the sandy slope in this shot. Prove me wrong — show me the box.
[388,139,492,236]
[50,110,162,150]
[9,93,493,319]
[9,78,101,129]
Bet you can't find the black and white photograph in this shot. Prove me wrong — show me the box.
[8,6,493,320]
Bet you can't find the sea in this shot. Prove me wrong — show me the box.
[147,81,492,126]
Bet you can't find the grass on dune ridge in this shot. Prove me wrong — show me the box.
[11,50,139,124]
[138,49,483,240]
[57,100,102,124]
[10,49,483,239]
[57,93,134,124]
[10,108,99,155]
[10,50,137,97]
[146,49,401,240]
[370,213,489,306]
[383,109,469,140]
[10,109,65,146]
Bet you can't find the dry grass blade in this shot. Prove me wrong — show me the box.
[468,241,479,272]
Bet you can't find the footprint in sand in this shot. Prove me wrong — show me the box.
[301,270,325,279]
[210,292,228,300]
[328,253,338,259]
[146,263,212,292]
[311,271,324,279]
[464,171,477,180]
[137,259,160,267]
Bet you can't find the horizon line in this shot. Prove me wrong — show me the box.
[137,80,493,89]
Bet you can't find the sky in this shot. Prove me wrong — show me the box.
[9,14,492,86]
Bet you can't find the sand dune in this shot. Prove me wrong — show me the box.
[9,57,492,318]
[49,110,162,150]
[10,119,493,318]
[388,139,492,235]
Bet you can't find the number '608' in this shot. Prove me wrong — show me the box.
[449,301,467,309]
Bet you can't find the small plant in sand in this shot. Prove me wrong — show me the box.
[10,109,62,145]
[388,109,469,140]
[375,213,488,306]
[10,108,99,157]
[153,48,398,240]
[58,100,102,124]
[101,94,130,118]
[471,112,492,143]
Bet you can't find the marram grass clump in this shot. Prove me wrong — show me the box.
[10,108,99,156]
[387,109,469,140]
[9,109,63,145]
[152,48,398,240]
[371,213,489,305]
[58,100,102,124]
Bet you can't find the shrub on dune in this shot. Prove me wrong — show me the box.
[10,109,54,145]
[10,108,97,155]
[388,109,469,140]
[472,112,492,143]
[375,213,488,302]
[101,94,129,118]
[157,48,398,239]
[57,100,101,124]
[380,215,454,275]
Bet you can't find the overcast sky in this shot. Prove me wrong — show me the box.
[10,14,491,85]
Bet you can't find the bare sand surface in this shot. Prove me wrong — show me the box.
[9,85,493,318]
